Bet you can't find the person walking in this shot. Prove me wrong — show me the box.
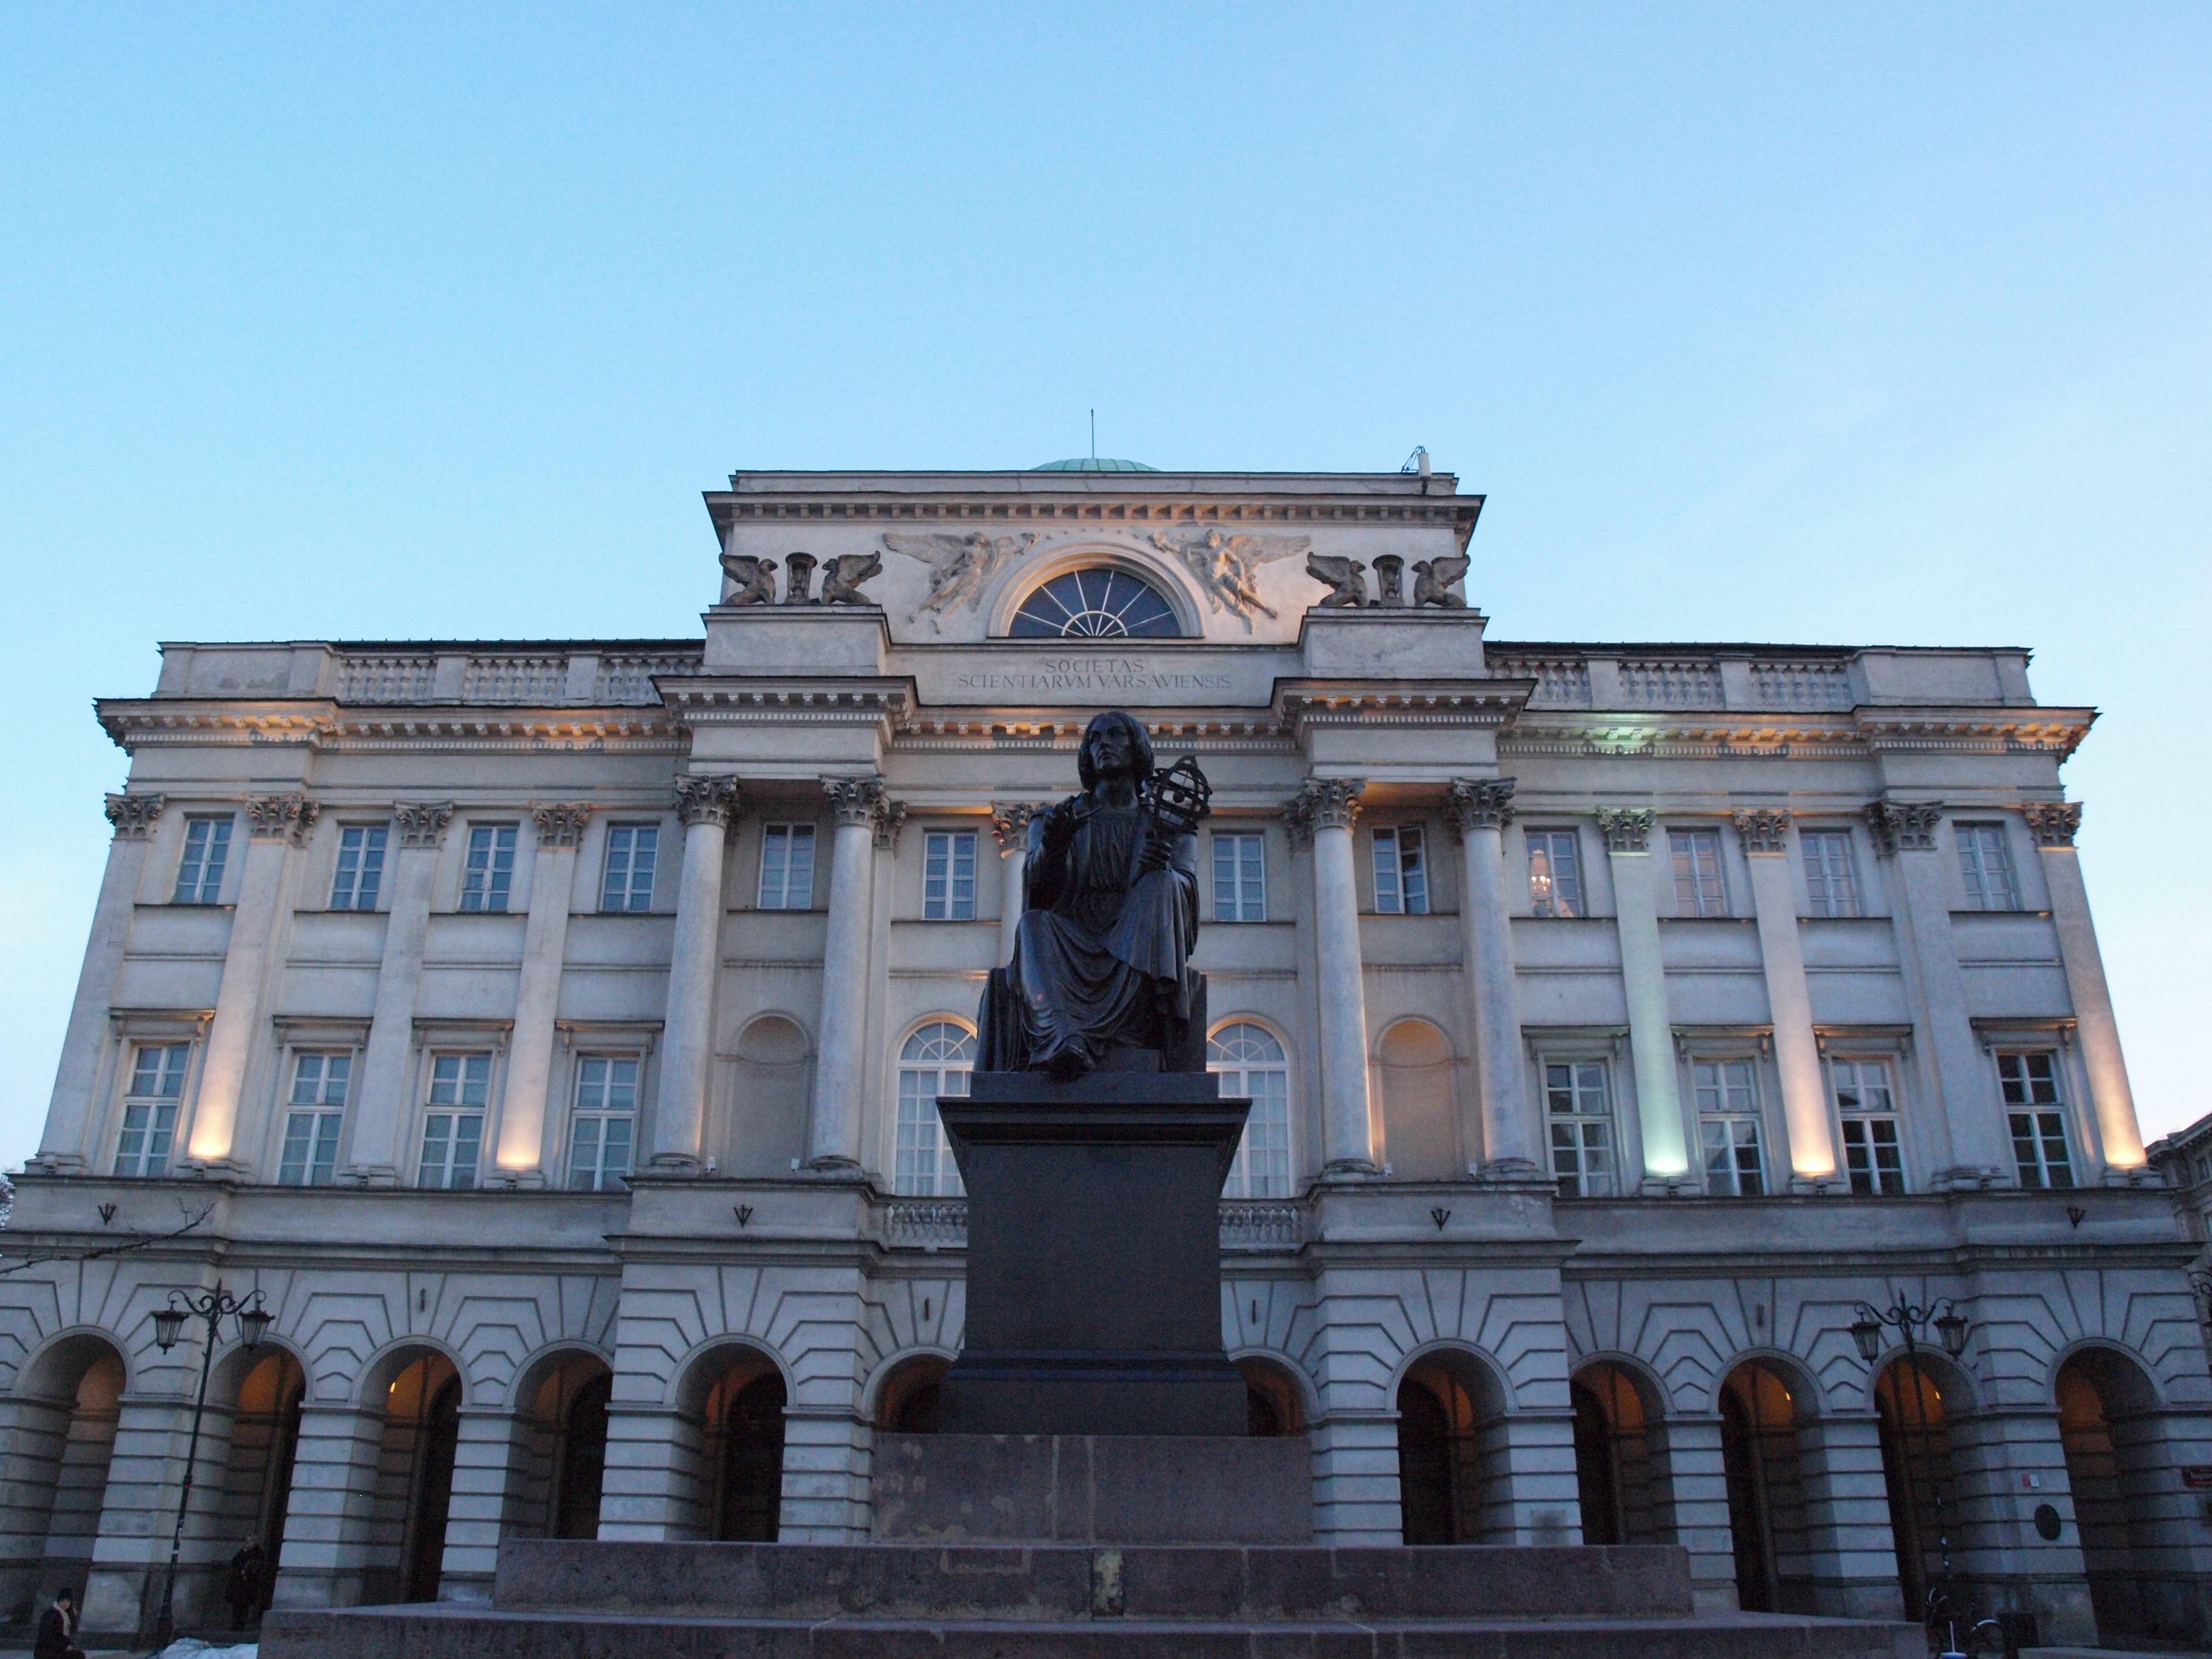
[225,1539,267,1629]
[33,1587,86,1659]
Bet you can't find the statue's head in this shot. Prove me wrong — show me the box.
[1078,709,1154,790]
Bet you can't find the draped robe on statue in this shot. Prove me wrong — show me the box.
[978,794,1202,1074]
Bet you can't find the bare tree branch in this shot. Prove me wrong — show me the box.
[0,1199,216,1275]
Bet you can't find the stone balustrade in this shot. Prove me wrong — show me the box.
[1487,647,1857,711]
[330,646,703,706]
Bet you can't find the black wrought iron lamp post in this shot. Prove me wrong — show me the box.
[1849,1293,1970,1642]
[145,1284,272,1647]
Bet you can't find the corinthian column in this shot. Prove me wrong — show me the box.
[347,801,453,1184]
[1289,779,1377,1175]
[807,775,886,1170]
[649,776,737,1171]
[2023,802,2147,1180]
[991,803,1040,965]
[489,805,589,1185]
[1598,808,1688,1190]
[189,794,315,1171]
[1734,809,1839,1190]
[33,794,166,1173]
[1447,779,1538,1176]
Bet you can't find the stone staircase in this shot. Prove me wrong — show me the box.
[261,1538,1925,1658]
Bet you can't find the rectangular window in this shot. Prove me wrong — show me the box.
[1671,829,1726,917]
[115,1043,189,1177]
[758,823,817,910]
[1695,1059,1765,1195]
[1800,830,1860,919]
[1999,1051,2074,1188]
[1832,1057,1904,1195]
[923,830,978,920]
[1527,830,1584,919]
[1957,824,2020,912]
[459,825,517,913]
[566,1055,638,1191]
[600,824,659,913]
[418,1053,491,1189]
[1213,832,1267,922]
[173,816,233,904]
[1372,826,1429,915]
[329,825,387,911]
[278,1051,350,1186]
[1545,1060,1615,1197]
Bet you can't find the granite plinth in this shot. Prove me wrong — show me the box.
[870,1432,1312,1544]
[937,1071,1251,1436]
[260,1541,1925,1659]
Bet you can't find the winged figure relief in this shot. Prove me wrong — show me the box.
[1305,552,1370,608]
[1412,553,1471,609]
[719,550,779,606]
[817,551,882,606]
[1148,530,1312,631]
[882,531,1041,628]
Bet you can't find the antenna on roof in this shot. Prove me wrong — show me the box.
[1090,410,1097,461]
[1400,446,1431,476]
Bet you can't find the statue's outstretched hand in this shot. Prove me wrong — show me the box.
[1136,830,1173,874]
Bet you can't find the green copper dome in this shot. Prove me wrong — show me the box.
[1030,457,1159,472]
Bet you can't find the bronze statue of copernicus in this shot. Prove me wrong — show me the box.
[978,711,1212,1076]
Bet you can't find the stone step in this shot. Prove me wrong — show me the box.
[264,1603,1927,1659]
[491,1540,1698,1622]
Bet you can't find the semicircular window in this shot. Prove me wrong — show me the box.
[1009,568,1181,638]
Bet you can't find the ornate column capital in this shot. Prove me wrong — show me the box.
[1595,807,1654,854]
[822,773,886,828]
[246,794,317,844]
[873,799,907,851]
[1445,777,1516,839]
[104,793,165,840]
[1731,808,1792,855]
[2022,801,2082,848]
[1866,800,1943,856]
[394,800,456,850]
[676,774,740,828]
[531,803,592,848]
[991,802,1042,851]
[1284,777,1365,850]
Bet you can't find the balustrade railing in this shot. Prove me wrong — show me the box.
[331,647,700,706]
[1489,649,1855,713]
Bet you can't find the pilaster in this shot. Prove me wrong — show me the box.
[488,805,589,1187]
[1735,809,1842,1192]
[346,801,453,1184]
[1598,808,1691,1192]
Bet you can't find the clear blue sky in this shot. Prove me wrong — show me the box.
[3,4,2207,1167]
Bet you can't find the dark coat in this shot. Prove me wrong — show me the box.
[33,1603,81,1659]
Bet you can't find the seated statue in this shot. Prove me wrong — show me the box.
[978,711,1210,1076]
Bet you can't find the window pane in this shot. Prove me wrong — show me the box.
[175,817,233,903]
[1959,825,2019,911]
[1671,830,1724,917]
[1372,830,1403,913]
[1209,1022,1292,1198]
[760,824,816,909]
[461,825,517,912]
[1528,831,1583,918]
[1801,830,1858,918]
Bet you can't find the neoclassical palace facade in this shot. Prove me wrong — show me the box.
[4,464,2205,1646]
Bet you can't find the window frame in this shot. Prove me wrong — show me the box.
[115,1040,193,1178]
[598,822,660,914]
[1669,827,1728,919]
[757,822,819,911]
[1956,822,2022,913]
[1827,1053,1906,1195]
[1798,828,1862,919]
[1541,1054,1617,1198]
[893,1020,974,1196]
[329,823,389,913]
[1211,831,1268,923]
[1691,1054,1767,1196]
[173,814,235,905]
[1996,1048,2075,1189]
[417,1048,495,1190]
[922,829,979,921]
[1208,1021,1293,1198]
[565,1051,642,1191]
[1372,825,1430,916]
[458,823,520,914]
[278,1047,354,1186]
[1525,827,1586,919]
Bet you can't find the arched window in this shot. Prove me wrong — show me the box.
[896,1022,973,1196]
[1010,568,1180,638]
[1210,1022,1291,1198]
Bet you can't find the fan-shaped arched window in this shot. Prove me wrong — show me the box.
[895,1022,973,1196]
[1209,1022,1292,1197]
[1010,568,1180,638]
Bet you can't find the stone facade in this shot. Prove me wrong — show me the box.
[3,466,2205,1647]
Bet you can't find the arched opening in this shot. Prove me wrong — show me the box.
[207,1347,305,1627]
[1719,1361,1815,1614]
[2056,1347,2163,1641]
[1572,1361,1671,1546]
[1236,1356,1306,1438]
[724,1015,811,1177]
[1874,1355,1965,1627]
[876,1355,949,1435]
[1210,1024,1293,1198]
[1378,1020,1461,1182]
[1008,567,1182,639]
[360,1351,462,1606]
[689,1350,786,1541]
[0,1336,127,1619]
[894,1022,972,1196]
[505,1352,614,1543]
[1397,1349,1503,1544]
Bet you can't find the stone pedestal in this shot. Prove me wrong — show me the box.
[936,1071,1250,1437]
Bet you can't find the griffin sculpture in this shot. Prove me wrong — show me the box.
[719,551,779,607]
[818,552,882,606]
[1305,552,1370,608]
[1411,554,1470,609]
